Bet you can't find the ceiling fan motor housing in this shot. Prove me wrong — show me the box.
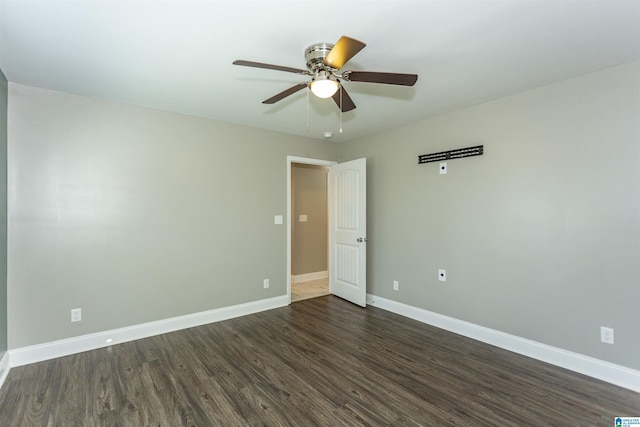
[305,43,335,72]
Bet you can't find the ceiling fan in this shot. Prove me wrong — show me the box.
[233,36,418,112]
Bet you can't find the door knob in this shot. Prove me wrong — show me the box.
[357,237,367,243]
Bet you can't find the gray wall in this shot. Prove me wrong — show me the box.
[338,60,640,370]
[6,60,639,372]
[7,84,337,348]
[291,163,328,276]
[0,69,7,359]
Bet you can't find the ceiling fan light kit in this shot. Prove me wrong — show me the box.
[310,71,339,98]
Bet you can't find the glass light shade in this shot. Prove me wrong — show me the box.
[310,77,339,98]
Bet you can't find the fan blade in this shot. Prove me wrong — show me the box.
[324,36,366,70]
[233,60,310,75]
[343,71,418,86]
[262,82,308,104]
[332,85,356,112]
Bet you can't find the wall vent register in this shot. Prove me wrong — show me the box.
[418,145,483,164]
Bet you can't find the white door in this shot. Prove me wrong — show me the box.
[329,158,367,307]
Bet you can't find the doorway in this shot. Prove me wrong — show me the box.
[287,157,335,303]
[287,156,368,306]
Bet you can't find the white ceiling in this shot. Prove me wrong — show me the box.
[1,0,639,142]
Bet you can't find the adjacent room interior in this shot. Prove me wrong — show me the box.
[0,0,638,425]
[290,162,330,303]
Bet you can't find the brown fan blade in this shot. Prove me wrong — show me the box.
[331,85,356,112]
[262,82,308,104]
[343,71,418,86]
[324,36,366,70]
[233,60,310,75]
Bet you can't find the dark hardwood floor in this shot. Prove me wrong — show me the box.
[0,296,638,426]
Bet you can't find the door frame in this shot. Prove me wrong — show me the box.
[287,156,336,304]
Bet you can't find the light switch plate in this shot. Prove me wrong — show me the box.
[299,214,307,222]
[274,215,283,225]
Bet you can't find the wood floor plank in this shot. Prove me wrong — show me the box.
[0,296,638,426]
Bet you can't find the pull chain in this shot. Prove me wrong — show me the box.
[306,85,310,133]
[339,85,343,133]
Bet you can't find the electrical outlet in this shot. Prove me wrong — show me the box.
[71,308,81,322]
[438,269,446,282]
[600,326,614,344]
[263,278,270,289]
[393,280,399,291]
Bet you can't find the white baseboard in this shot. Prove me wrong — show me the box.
[367,294,640,393]
[7,293,638,393]
[9,295,289,368]
[0,352,9,390]
[292,270,328,283]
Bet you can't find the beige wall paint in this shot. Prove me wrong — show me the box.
[291,163,328,276]
[7,84,337,348]
[338,60,640,370]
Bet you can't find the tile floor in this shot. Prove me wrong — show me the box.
[291,278,329,302]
